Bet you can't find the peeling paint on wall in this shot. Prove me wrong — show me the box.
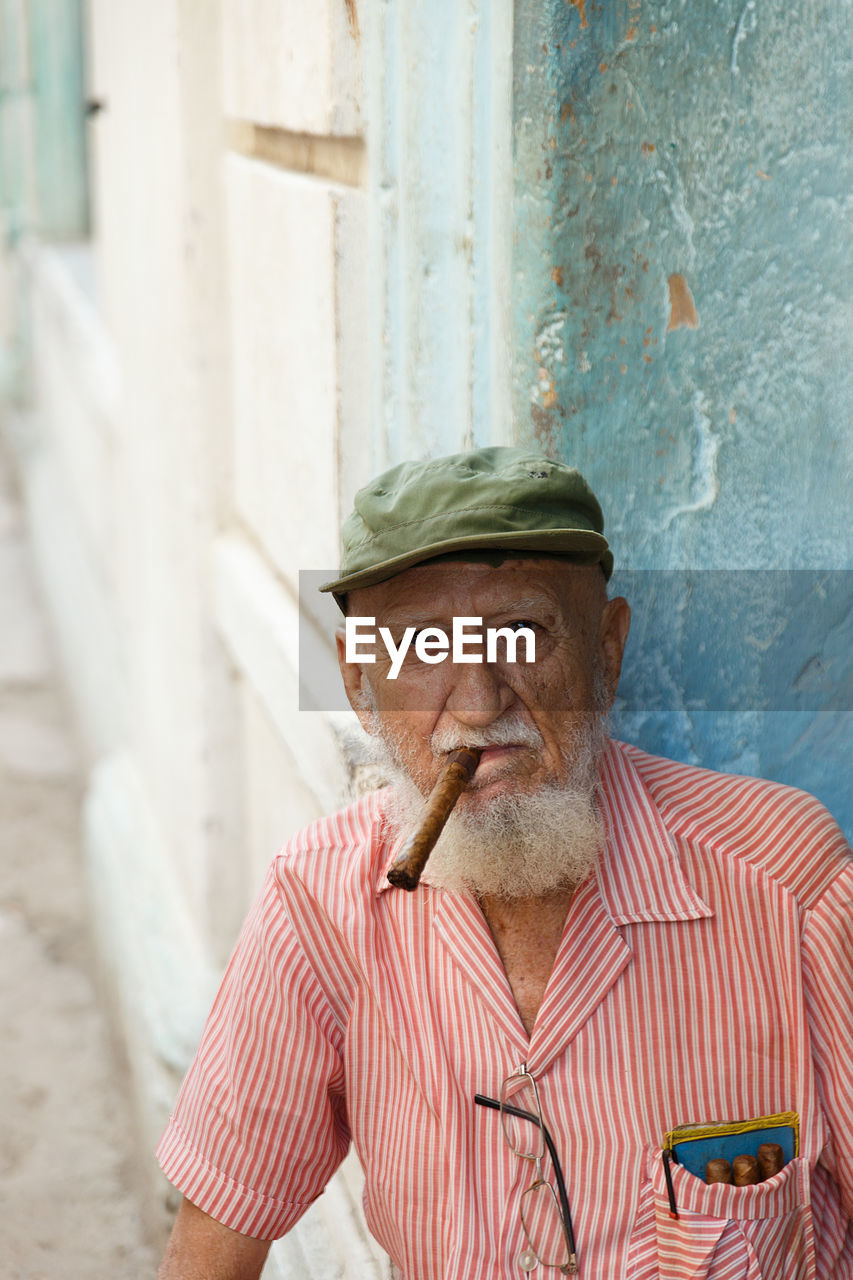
[662,391,719,525]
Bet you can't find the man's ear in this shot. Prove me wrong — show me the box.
[598,596,631,707]
[335,627,377,733]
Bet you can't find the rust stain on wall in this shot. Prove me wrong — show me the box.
[567,0,589,31]
[344,0,359,39]
[667,274,700,331]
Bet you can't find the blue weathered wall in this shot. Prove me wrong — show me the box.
[0,0,89,240]
[512,0,852,835]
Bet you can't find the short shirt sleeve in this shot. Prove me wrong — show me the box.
[156,859,350,1239]
[802,858,853,1221]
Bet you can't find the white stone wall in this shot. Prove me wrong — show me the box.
[3,0,513,1271]
[9,0,383,1272]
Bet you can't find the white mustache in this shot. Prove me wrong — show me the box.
[430,714,543,755]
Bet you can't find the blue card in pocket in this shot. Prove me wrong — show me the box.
[663,1111,799,1180]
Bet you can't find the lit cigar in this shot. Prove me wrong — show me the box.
[705,1158,733,1184]
[732,1154,760,1186]
[757,1142,784,1180]
[386,747,482,891]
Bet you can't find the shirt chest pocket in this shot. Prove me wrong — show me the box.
[625,1147,816,1280]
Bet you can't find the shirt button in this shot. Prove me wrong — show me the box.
[518,1246,539,1271]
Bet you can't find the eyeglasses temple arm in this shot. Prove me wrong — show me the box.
[474,1093,578,1258]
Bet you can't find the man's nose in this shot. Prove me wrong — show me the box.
[442,658,516,728]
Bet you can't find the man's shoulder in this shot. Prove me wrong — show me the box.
[614,740,851,906]
[273,788,395,903]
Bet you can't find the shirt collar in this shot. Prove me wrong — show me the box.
[375,740,713,927]
[595,739,712,925]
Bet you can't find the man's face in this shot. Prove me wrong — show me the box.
[336,558,630,810]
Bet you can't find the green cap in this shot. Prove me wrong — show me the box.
[320,446,613,605]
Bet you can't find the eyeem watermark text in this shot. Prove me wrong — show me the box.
[345,616,536,679]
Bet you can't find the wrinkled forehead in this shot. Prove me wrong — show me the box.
[345,555,607,621]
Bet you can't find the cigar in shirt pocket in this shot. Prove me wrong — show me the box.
[757,1142,784,1179]
[704,1158,733,1184]
[732,1154,761,1186]
[704,1145,785,1185]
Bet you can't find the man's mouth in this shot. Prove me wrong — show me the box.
[476,744,524,764]
[464,743,533,784]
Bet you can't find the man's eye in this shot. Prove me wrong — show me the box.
[508,619,537,631]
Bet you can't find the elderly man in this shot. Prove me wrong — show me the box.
[156,448,852,1279]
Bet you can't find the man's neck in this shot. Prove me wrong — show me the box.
[478,887,576,1037]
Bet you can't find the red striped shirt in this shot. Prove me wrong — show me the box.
[157,741,853,1277]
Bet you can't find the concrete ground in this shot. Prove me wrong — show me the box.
[0,440,159,1277]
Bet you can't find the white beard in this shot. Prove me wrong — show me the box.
[371,710,609,901]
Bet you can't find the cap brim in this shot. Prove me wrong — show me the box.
[320,528,612,601]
